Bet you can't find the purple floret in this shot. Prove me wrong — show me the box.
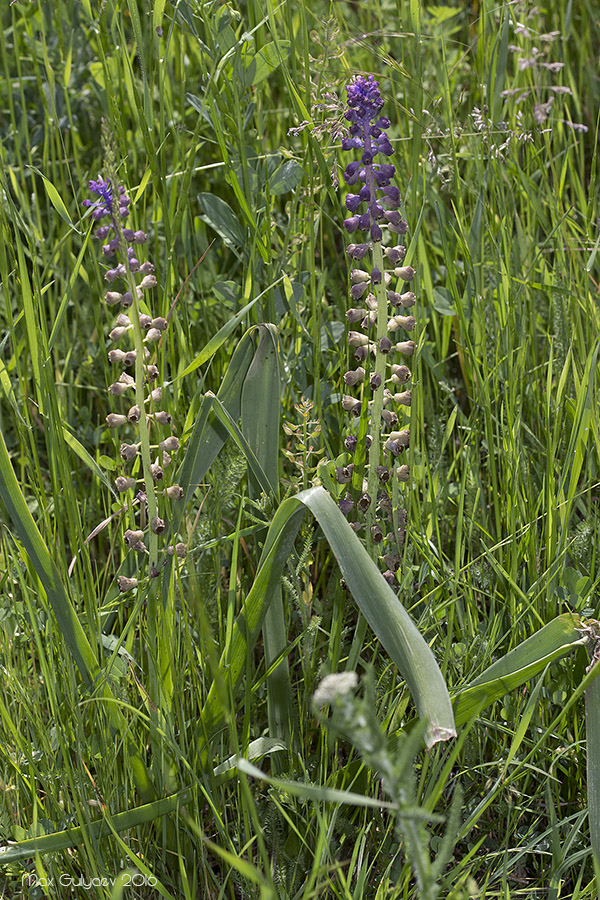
[87,178,114,214]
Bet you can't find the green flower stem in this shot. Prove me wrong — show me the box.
[366,239,388,550]
[125,269,159,571]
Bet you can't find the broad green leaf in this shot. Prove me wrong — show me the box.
[210,392,276,500]
[241,325,290,752]
[152,0,167,30]
[241,326,280,498]
[269,159,302,195]
[243,40,291,86]
[197,192,244,251]
[587,661,600,867]
[201,487,455,750]
[29,167,74,228]
[453,613,587,726]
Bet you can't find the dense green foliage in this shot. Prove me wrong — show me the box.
[1,0,600,896]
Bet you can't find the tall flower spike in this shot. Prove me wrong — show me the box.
[84,126,184,585]
[339,75,415,579]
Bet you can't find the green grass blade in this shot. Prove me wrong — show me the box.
[0,789,191,864]
[0,428,98,686]
[236,758,399,810]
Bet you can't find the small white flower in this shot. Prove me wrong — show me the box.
[312,672,358,707]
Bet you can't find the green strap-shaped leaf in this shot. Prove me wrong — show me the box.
[453,613,588,726]
[586,641,600,868]
[0,789,192,864]
[200,486,456,750]
[0,428,99,686]
[241,325,291,753]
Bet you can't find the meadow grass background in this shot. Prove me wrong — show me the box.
[0,0,600,897]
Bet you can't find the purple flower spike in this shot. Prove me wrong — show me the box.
[88,177,114,214]
[346,75,385,122]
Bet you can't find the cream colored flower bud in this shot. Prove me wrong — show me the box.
[399,291,416,308]
[108,349,126,364]
[149,387,162,403]
[108,381,131,397]
[390,315,416,332]
[151,515,166,534]
[160,436,180,453]
[394,341,415,356]
[105,291,123,306]
[348,331,369,347]
[149,461,164,481]
[118,373,135,386]
[120,443,138,462]
[115,476,136,492]
[106,413,128,428]
[343,367,365,386]
[139,274,158,290]
[350,269,370,283]
[393,391,412,406]
[151,317,168,331]
[396,465,410,482]
[167,542,187,558]
[124,529,145,547]
[390,364,411,383]
[154,411,171,425]
[145,328,162,343]
[162,451,171,467]
[109,325,130,342]
[388,429,410,446]
[117,576,138,592]
[394,266,415,281]
[166,485,184,500]
[342,395,361,414]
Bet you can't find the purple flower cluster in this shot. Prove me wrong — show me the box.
[83,179,147,276]
[336,76,417,586]
[85,177,185,587]
[341,76,406,245]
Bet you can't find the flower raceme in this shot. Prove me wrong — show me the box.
[85,176,185,588]
[337,75,415,586]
